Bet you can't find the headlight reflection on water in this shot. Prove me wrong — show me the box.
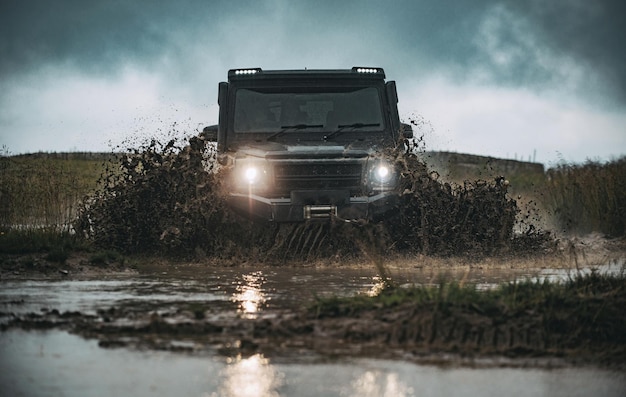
[367,275,387,297]
[348,371,414,397]
[231,272,268,319]
[212,354,284,397]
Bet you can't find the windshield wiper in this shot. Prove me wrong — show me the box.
[323,123,380,141]
[266,124,323,141]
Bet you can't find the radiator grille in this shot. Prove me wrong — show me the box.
[273,162,363,192]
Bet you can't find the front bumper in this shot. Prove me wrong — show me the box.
[228,191,399,222]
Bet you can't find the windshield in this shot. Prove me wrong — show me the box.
[232,86,385,136]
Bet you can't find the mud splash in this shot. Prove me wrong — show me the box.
[75,132,552,260]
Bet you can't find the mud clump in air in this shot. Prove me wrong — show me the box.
[76,133,551,260]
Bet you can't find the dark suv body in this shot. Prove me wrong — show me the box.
[204,67,411,222]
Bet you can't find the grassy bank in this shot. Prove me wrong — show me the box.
[305,272,626,364]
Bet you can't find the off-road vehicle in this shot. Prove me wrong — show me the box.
[204,67,412,222]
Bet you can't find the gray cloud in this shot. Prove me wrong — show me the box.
[0,0,258,79]
[508,0,626,103]
[2,0,623,103]
[1,0,624,160]
[1,1,158,76]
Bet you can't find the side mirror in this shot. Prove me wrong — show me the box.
[400,123,413,139]
[202,125,218,141]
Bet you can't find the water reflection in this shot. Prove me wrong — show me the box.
[348,370,414,397]
[366,275,387,297]
[232,272,268,319]
[212,354,284,397]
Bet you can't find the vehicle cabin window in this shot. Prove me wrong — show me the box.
[233,87,384,134]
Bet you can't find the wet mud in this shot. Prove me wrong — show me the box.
[3,287,625,368]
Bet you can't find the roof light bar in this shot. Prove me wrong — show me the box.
[353,67,381,74]
[233,68,261,75]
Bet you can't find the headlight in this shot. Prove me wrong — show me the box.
[244,166,259,184]
[373,164,392,183]
[368,161,397,190]
[233,160,269,192]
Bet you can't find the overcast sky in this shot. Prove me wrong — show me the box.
[1,0,624,165]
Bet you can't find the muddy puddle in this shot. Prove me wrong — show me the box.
[3,261,622,317]
[2,262,625,396]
